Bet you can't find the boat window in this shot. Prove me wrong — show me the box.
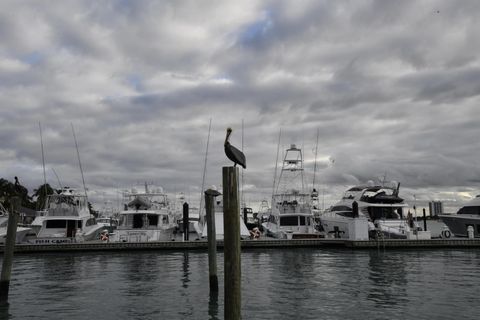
[368,207,400,220]
[46,220,67,228]
[162,216,168,224]
[133,214,144,228]
[331,206,352,212]
[147,214,158,226]
[77,221,82,229]
[280,216,298,226]
[299,216,306,225]
[458,206,480,215]
[86,218,96,226]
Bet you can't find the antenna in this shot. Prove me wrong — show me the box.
[312,128,319,190]
[272,128,282,198]
[198,118,212,221]
[39,122,48,209]
[71,123,89,204]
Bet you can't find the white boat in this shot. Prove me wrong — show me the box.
[28,187,105,244]
[200,198,251,240]
[440,195,480,238]
[96,201,119,233]
[112,185,176,242]
[262,144,319,239]
[0,203,32,244]
[320,182,422,240]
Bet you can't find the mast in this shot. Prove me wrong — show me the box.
[39,122,48,210]
[199,118,212,220]
[71,123,89,204]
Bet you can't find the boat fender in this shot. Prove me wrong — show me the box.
[441,230,451,239]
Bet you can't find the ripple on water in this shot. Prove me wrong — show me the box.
[1,248,480,320]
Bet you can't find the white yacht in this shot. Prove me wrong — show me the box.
[0,203,32,244]
[320,182,421,240]
[112,185,176,242]
[200,197,251,240]
[262,144,319,239]
[440,195,480,238]
[28,187,105,244]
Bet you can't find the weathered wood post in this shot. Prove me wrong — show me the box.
[352,201,358,218]
[422,208,427,231]
[223,166,241,320]
[205,189,221,293]
[183,202,189,241]
[0,197,20,304]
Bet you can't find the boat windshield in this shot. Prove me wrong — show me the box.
[458,206,480,215]
[367,207,402,220]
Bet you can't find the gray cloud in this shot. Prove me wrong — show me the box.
[1,0,480,211]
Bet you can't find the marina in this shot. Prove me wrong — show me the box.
[2,2,480,319]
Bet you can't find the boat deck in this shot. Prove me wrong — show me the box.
[2,238,480,253]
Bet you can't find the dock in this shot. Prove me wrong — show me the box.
[1,238,480,253]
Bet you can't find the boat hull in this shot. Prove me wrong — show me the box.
[440,215,480,238]
[112,227,176,242]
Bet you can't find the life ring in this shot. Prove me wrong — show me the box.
[100,233,109,241]
[442,230,451,239]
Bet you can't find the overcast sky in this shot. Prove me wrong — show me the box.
[1,0,479,212]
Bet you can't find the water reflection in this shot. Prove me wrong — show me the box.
[0,302,11,320]
[208,291,219,320]
[367,251,408,307]
[182,251,190,289]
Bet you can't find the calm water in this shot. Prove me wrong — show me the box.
[1,248,479,320]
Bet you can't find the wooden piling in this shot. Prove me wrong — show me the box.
[222,167,241,320]
[352,201,358,218]
[0,197,20,304]
[423,208,427,231]
[183,202,189,241]
[205,189,220,292]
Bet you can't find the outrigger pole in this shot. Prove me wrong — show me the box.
[199,118,212,221]
[271,128,282,200]
[39,122,48,210]
[312,128,319,190]
[71,123,89,207]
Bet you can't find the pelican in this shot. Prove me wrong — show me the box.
[224,127,246,169]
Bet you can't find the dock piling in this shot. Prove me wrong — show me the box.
[183,202,189,241]
[222,166,241,320]
[423,208,427,231]
[205,188,221,293]
[0,197,20,304]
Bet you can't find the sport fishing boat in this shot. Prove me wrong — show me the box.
[112,184,176,242]
[440,195,480,238]
[28,187,104,244]
[320,182,423,239]
[262,144,319,239]
[0,202,32,244]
